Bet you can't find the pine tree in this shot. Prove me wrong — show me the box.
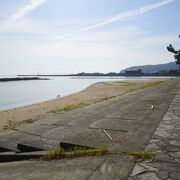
[167,35,180,71]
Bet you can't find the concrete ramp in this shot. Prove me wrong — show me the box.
[0,79,179,161]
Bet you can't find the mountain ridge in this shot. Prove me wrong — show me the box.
[120,62,179,73]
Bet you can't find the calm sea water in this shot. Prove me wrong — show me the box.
[0,76,166,111]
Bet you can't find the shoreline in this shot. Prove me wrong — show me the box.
[0,83,92,112]
[0,77,171,112]
[0,79,169,130]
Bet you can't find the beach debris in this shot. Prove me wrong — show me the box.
[150,105,154,110]
[103,129,113,141]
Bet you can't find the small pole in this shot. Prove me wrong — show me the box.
[103,129,113,141]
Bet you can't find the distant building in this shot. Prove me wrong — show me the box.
[125,69,144,76]
[106,72,118,76]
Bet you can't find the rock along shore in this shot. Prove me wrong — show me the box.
[0,77,49,82]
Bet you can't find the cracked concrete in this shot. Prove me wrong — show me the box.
[0,79,180,179]
[129,80,180,180]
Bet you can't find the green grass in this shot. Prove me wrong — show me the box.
[42,143,156,161]
[101,96,117,101]
[110,80,165,89]
[127,151,154,161]
[49,103,88,113]
[23,118,37,124]
[99,80,166,103]
[3,118,37,130]
[128,80,165,92]
[48,80,166,113]
[44,144,110,160]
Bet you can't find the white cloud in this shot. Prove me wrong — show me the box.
[37,32,179,60]
[0,0,178,74]
[10,0,47,22]
[66,26,143,44]
[0,0,47,33]
[0,31,178,74]
[54,0,175,41]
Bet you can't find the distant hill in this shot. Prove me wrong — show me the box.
[120,62,179,74]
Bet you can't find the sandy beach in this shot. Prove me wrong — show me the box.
[0,79,168,130]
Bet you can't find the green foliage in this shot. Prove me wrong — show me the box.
[128,80,165,92]
[44,144,110,160]
[167,35,180,66]
[128,151,154,161]
[49,103,88,113]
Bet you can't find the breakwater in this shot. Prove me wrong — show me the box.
[0,77,49,82]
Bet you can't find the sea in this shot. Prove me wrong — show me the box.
[0,75,168,111]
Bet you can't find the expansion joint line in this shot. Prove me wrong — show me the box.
[14,129,41,138]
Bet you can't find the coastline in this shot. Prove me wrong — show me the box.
[0,79,169,130]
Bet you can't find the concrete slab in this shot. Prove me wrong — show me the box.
[16,124,58,136]
[0,131,25,152]
[42,126,113,148]
[129,82,180,180]
[89,118,143,132]
[0,156,108,180]
[0,79,180,179]
[0,155,135,180]
[17,136,60,151]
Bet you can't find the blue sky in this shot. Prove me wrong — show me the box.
[0,0,179,75]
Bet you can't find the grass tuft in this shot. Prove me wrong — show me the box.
[99,80,167,103]
[23,118,37,124]
[48,103,88,113]
[3,118,37,130]
[128,80,165,92]
[44,144,110,160]
[127,151,154,162]
[101,96,117,101]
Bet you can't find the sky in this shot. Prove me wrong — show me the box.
[0,0,180,75]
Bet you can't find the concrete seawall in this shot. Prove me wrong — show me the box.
[0,79,179,179]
